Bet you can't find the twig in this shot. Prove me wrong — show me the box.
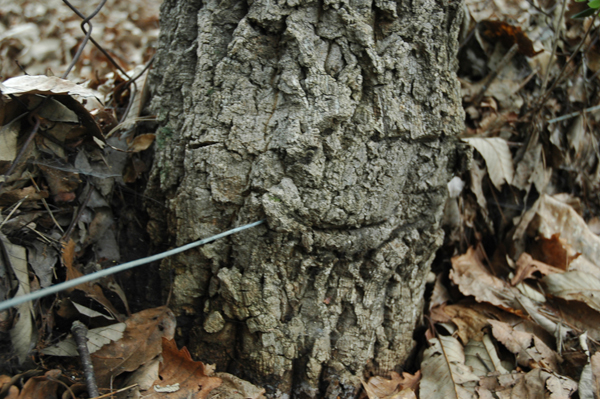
[471,43,519,106]
[541,0,568,93]
[92,384,138,399]
[532,8,600,114]
[71,320,99,398]
[28,176,65,234]
[0,196,28,229]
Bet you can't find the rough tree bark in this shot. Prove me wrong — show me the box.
[146,0,464,396]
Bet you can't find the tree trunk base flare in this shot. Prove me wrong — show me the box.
[146,0,464,396]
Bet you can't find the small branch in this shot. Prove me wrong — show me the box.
[71,320,99,398]
[471,43,519,106]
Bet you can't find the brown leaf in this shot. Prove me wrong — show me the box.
[37,162,80,198]
[128,133,155,153]
[480,20,542,58]
[529,234,580,271]
[362,371,421,399]
[61,239,123,320]
[450,246,521,312]
[489,320,561,371]
[0,186,49,207]
[511,252,565,286]
[17,370,62,399]
[442,304,493,343]
[92,306,176,388]
[143,338,222,399]
[514,194,600,279]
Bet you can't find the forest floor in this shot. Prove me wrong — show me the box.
[1,0,600,398]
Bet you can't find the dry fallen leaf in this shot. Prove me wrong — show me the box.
[41,322,126,357]
[511,252,564,286]
[543,271,600,313]
[450,246,520,311]
[17,370,62,399]
[514,195,600,279]
[420,336,479,399]
[3,235,35,365]
[463,137,514,190]
[91,306,176,388]
[1,75,101,99]
[489,319,561,371]
[61,239,123,320]
[128,133,155,153]
[142,338,222,399]
[362,371,421,399]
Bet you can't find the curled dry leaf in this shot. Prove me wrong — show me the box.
[3,235,35,365]
[489,320,561,371]
[142,338,222,399]
[420,335,479,399]
[450,246,519,311]
[128,133,155,153]
[462,137,514,190]
[529,233,580,271]
[514,195,600,279]
[511,252,565,286]
[362,371,421,399]
[543,271,600,313]
[1,75,101,99]
[91,306,176,388]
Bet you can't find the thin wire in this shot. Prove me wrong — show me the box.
[0,220,265,311]
[61,0,107,78]
[548,104,600,124]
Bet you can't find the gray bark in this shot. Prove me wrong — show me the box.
[146,0,464,396]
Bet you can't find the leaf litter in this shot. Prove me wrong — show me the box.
[1,0,600,396]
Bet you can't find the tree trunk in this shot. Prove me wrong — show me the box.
[146,0,464,395]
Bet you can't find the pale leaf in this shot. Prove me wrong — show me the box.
[41,322,126,356]
[0,117,20,162]
[1,75,100,99]
[543,271,600,313]
[4,236,35,364]
[72,302,115,320]
[463,137,514,190]
[513,195,600,279]
[449,246,517,309]
[579,362,594,399]
[420,336,479,399]
[489,320,560,371]
[464,334,508,377]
